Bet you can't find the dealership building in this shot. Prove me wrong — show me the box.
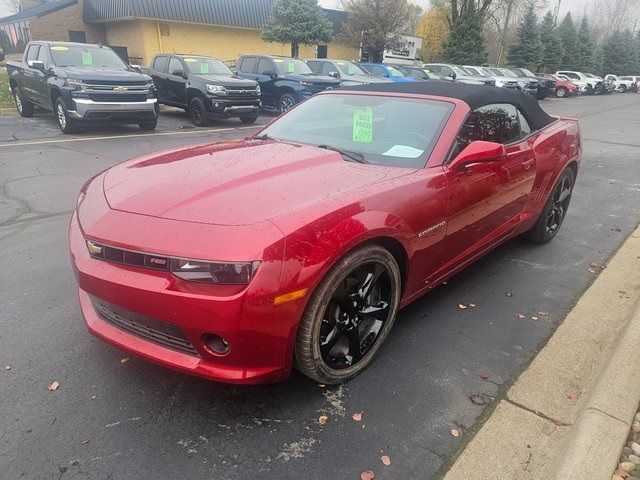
[0,0,360,64]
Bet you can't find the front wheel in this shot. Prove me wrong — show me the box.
[138,118,158,131]
[189,97,209,127]
[239,115,258,124]
[54,97,76,134]
[555,87,567,98]
[295,244,401,384]
[524,167,574,244]
[277,93,296,113]
[620,85,627,93]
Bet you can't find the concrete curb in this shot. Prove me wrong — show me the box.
[442,226,640,480]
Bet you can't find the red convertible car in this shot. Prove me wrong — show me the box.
[70,82,581,384]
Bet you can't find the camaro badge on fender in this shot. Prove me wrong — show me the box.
[418,221,446,237]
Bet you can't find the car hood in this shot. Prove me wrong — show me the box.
[284,73,341,85]
[343,74,391,84]
[60,66,151,82]
[103,141,404,226]
[193,74,257,87]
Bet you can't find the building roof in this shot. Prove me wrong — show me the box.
[84,0,347,32]
[342,81,556,130]
[0,0,77,25]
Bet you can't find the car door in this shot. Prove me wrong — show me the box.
[22,45,41,102]
[31,44,52,107]
[151,55,170,103]
[443,103,537,264]
[371,66,388,79]
[167,57,187,107]
[256,58,277,107]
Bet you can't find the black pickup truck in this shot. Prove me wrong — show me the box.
[144,54,261,126]
[6,41,157,133]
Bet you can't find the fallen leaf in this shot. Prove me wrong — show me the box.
[589,262,598,268]
[81,440,90,445]
[317,384,326,388]
[4,365,11,371]
[352,412,363,422]
[469,303,476,308]
[360,470,375,480]
[470,394,485,405]
[480,373,489,380]
[517,313,526,319]
[120,358,129,364]
[505,291,514,297]
[566,391,579,401]
[458,304,467,310]
[588,268,596,274]
[48,381,60,391]
[318,415,328,425]
[91,395,97,400]
[552,419,567,427]
[450,428,460,437]
[531,316,539,321]
[380,455,391,466]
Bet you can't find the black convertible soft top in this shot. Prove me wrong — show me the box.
[340,81,557,131]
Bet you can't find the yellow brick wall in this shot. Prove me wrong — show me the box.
[28,0,107,44]
[105,20,359,66]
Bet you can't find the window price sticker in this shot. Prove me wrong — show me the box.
[353,106,372,143]
[81,51,92,65]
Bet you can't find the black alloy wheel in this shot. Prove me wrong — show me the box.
[295,244,401,384]
[524,167,574,243]
[189,97,209,127]
[277,93,296,113]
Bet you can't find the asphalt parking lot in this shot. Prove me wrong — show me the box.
[1,94,639,480]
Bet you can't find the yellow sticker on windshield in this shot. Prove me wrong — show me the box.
[273,59,284,63]
[51,46,69,51]
[184,58,197,63]
[200,63,209,74]
[81,51,92,65]
[353,107,373,143]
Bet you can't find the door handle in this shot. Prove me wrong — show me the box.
[522,158,535,170]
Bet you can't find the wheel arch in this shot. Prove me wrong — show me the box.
[50,86,62,108]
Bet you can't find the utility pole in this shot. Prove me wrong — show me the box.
[496,0,514,67]
[554,0,562,24]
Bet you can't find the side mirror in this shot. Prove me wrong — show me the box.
[329,71,340,78]
[129,64,141,73]
[262,69,276,78]
[30,60,46,71]
[449,141,507,170]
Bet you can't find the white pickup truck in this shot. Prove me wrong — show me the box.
[604,74,635,92]
[556,70,601,95]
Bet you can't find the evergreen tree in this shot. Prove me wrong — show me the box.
[577,17,595,72]
[592,45,604,76]
[261,0,333,58]
[602,31,627,74]
[539,11,563,72]
[442,2,487,65]
[619,29,637,75]
[558,13,580,70]
[507,6,542,69]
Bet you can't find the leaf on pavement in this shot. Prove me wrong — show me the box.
[48,381,60,391]
[120,358,129,364]
[360,470,375,480]
[4,365,10,371]
[469,303,476,308]
[450,428,460,437]
[480,373,490,381]
[566,391,579,401]
[380,455,391,466]
[352,412,363,422]
[318,415,328,425]
[589,262,598,268]
[81,439,90,445]
[552,418,567,427]
[458,304,467,310]
[470,394,485,405]
[505,291,513,297]
[517,313,526,319]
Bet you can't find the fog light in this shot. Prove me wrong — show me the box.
[202,333,230,355]
[86,240,103,257]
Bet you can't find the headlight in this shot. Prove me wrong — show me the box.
[170,258,260,284]
[65,78,85,91]
[495,80,504,87]
[206,84,227,95]
[256,85,261,95]
[300,81,313,87]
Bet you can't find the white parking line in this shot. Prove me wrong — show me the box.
[0,125,261,148]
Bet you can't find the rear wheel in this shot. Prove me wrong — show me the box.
[295,244,401,384]
[14,87,34,117]
[620,85,627,93]
[189,97,209,127]
[524,167,574,244]
[54,97,76,134]
[138,118,158,131]
[555,87,567,98]
[239,115,258,124]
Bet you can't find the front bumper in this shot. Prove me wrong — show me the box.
[69,210,302,384]
[205,96,261,118]
[68,98,158,121]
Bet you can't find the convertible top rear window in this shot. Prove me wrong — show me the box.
[259,94,454,168]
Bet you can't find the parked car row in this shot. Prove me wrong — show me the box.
[6,41,639,133]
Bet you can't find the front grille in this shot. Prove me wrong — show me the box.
[90,243,170,271]
[527,81,539,89]
[85,79,148,86]
[88,93,148,102]
[224,87,260,101]
[483,79,496,86]
[504,81,519,88]
[91,296,199,356]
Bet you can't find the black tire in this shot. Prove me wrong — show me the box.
[620,85,627,93]
[555,87,568,98]
[13,87,34,117]
[138,118,158,131]
[188,97,209,127]
[295,244,401,384]
[277,93,296,113]
[54,97,77,134]
[239,115,258,124]
[524,167,575,244]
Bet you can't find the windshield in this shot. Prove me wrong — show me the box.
[50,44,127,69]
[335,61,367,76]
[512,68,535,77]
[182,56,232,75]
[585,73,597,78]
[257,94,453,168]
[386,66,406,78]
[452,66,469,76]
[499,68,518,78]
[487,68,503,76]
[273,58,313,75]
[463,66,481,76]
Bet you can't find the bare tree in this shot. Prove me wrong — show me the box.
[6,0,24,14]
[585,0,640,42]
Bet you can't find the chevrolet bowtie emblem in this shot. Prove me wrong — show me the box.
[113,86,128,93]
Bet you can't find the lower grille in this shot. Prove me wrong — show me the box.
[89,94,148,103]
[91,296,199,356]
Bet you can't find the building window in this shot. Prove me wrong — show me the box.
[316,45,327,59]
[159,23,170,36]
[68,31,86,43]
